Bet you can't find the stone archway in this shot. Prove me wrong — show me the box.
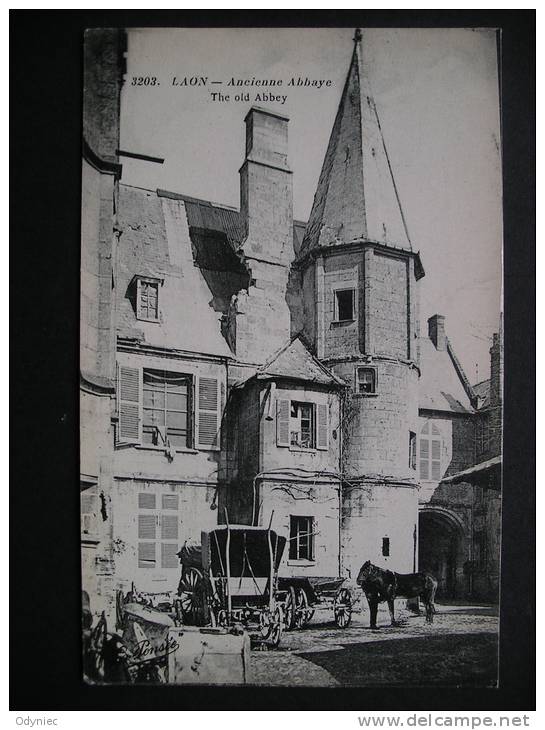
[419,507,466,599]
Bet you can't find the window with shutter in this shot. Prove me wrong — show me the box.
[419,420,444,481]
[316,403,329,450]
[290,402,314,448]
[276,399,290,447]
[138,511,157,568]
[117,365,141,444]
[197,376,220,450]
[137,491,180,571]
[143,370,191,448]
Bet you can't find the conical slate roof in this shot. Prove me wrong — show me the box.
[300,29,412,258]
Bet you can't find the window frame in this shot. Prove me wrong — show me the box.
[137,491,180,570]
[289,515,315,562]
[333,287,356,323]
[289,400,315,450]
[142,368,193,450]
[355,366,378,395]
[135,276,162,323]
[419,420,443,482]
[409,431,417,470]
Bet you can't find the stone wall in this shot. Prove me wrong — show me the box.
[370,252,409,360]
[83,29,124,162]
[342,483,419,580]
[333,359,419,480]
[111,479,217,597]
[260,479,341,579]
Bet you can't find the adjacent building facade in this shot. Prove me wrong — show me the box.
[80,29,502,623]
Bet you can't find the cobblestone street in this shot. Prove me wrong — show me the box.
[250,602,499,687]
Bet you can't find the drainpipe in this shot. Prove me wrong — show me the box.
[338,390,344,578]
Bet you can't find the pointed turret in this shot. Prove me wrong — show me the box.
[300,29,411,258]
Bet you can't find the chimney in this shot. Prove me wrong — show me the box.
[239,107,293,266]
[227,108,293,364]
[489,328,503,408]
[428,314,446,351]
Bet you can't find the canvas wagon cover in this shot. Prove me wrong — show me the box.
[202,527,286,577]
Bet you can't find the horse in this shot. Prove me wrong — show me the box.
[356,560,438,629]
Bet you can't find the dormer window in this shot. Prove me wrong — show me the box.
[133,275,161,322]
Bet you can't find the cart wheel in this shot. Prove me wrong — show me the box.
[283,586,297,631]
[178,567,207,626]
[334,587,352,628]
[295,587,313,628]
[259,606,283,647]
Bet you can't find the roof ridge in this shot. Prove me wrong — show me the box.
[445,336,477,409]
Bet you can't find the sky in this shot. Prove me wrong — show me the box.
[120,27,503,384]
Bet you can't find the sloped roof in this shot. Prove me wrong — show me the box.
[157,188,305,255]
[257,337,345,388]
[472,378,491,409]
[441,455,501,487]
[418,336,474,414]
[300,30,412,259]
[116,185,233,358]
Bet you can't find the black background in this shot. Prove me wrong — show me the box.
[10,9,535,711]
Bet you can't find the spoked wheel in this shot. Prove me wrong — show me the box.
[334,587,352,628]
[295,587,313,629]
[178,567,207,626]
[283,586,297,631]
[259,606,283,647]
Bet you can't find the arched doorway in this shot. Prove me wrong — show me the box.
[419,508,464,599]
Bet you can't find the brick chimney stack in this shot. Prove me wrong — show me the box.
[489,328,503,408]
[428,314,446,351]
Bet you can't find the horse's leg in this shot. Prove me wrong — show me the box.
[387,598,396,626]
[367,596,378,629]
[429,582,437,623]
[424,599,431,623]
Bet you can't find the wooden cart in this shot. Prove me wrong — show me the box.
[176,523,287,648]
[277,576,353,630]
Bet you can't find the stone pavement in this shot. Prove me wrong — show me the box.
[249,602,499,687]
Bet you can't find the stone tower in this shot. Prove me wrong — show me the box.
[295,30,425,579]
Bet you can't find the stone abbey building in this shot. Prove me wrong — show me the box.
[81,29,502,623]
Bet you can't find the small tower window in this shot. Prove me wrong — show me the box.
[334,288,355,322]
[356,367,376,394]
[382,537,390,557]
[409,431,417,470]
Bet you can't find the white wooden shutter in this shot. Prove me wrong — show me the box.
[196,376,220,450]
[431,439,442,480]
[117,365,141,444]
[276,399,290,447]
[316,402,329,450]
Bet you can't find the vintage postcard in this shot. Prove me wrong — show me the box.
[80,27,503,686]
